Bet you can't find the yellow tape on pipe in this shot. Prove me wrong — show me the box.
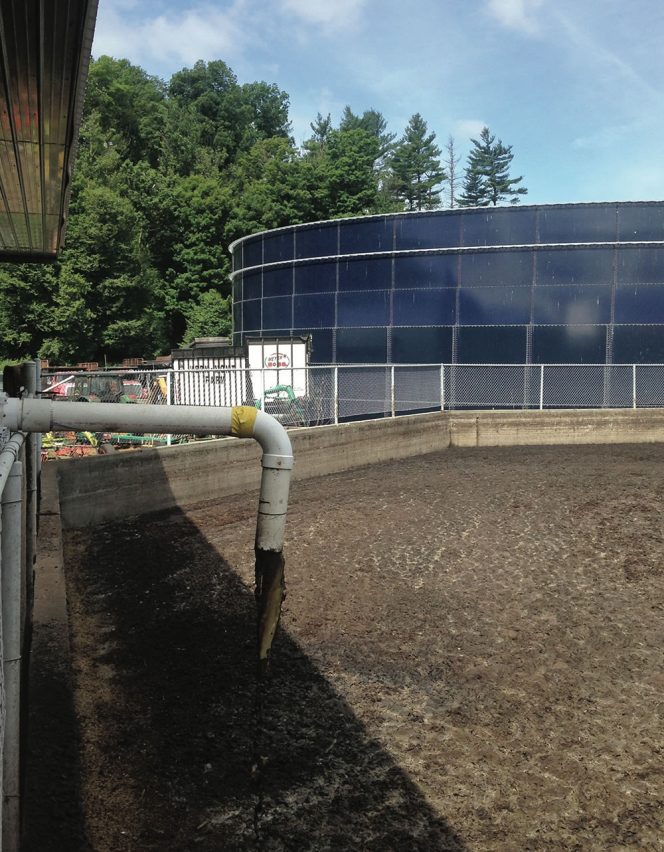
[231,405,258,438]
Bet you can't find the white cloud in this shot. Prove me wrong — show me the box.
[486,0,544,35]
[93,2,250,71]
[454,119,487,140]
[278,0,368,31]
[552,8,663,106]
[572,123,637,150]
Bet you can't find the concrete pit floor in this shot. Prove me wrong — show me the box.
[26,444,664,850]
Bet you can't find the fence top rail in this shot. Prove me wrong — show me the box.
[41,362,664,377]
[42,368,170,377]
[329,363,661,369]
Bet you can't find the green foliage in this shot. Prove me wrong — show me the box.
[339,106,396,163]
[0,53,527,365]
[0,264,57,357]
[168,59,243,160]
[83,56,166,166]
[317,129,382,217]
[390,114,446,211]
[241,81,292,141]
[181,290,232,346]
[457,127,528,207]
[303,112,333,156]
[226,137,314,240]
[167,61,291,169]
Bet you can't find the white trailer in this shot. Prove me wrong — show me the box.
[246,337,310,404]
[171,337,311,410]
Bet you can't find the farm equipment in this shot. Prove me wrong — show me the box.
[254,383,329,426]
[41,430,105,459]
[67,374,136,403]
[255,384,307,424]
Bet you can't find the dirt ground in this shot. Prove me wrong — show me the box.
[26,444,664,850]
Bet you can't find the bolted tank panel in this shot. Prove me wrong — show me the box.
[229,202,664,366]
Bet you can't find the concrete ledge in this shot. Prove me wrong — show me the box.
[450,408,664,447]
[56,437,262,529]
[25,463,87,849]
[56,408,664,529]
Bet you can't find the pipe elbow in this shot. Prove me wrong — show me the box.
[229,406,293,471]
[253,410,294,471]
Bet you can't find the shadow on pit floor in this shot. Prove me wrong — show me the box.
[25,483,464,851]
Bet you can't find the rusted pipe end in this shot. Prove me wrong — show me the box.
[255,548,285,677]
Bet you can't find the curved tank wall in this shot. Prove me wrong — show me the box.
[229,202,664,365]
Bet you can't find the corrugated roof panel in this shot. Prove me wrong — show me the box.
[0,0,97,261]
[44,141,64,215]
[44,0,76,148]
[18,140,42,216]
[0,139,20,207]
[3,211,27,243]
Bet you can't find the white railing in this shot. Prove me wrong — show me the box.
[41,363,664,429]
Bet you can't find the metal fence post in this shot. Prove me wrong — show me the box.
[2,459,24,852]
[333,367,339,425]
[539,365,545,410]
[632,364,637,409]
[440,364,445,411]
[390,366,396,417]
[166,369,172,446]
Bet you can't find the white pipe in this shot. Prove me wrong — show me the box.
[0,434,26,852]
[35,360,42,479]
[23,362,39,580]
[0,396,294,544]
[1,459,23,852]
[0,396,294,667]
[0,435,26,499]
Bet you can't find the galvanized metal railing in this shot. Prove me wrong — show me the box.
[0,360,41,852]
[42,363,664,429]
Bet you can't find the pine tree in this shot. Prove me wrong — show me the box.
[457,127,527,207]
[389,113,445,211]
[339,106,396,163]
[457,153,488,207]
[303,112,332,155]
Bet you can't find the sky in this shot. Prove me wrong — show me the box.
[92,0,664,205]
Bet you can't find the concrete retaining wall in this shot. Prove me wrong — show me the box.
[56,408,664,529]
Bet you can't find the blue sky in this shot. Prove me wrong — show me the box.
[92,0,664,205]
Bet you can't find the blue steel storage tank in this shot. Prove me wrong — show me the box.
[229,202,664,366]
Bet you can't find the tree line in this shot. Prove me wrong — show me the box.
[0,56,527,364]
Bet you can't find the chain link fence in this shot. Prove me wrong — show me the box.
[42,363,664,433]
[40,369,174,451]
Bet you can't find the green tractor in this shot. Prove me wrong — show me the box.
[69,375,136,403]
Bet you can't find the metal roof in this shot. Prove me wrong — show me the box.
[0,0,97,262]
